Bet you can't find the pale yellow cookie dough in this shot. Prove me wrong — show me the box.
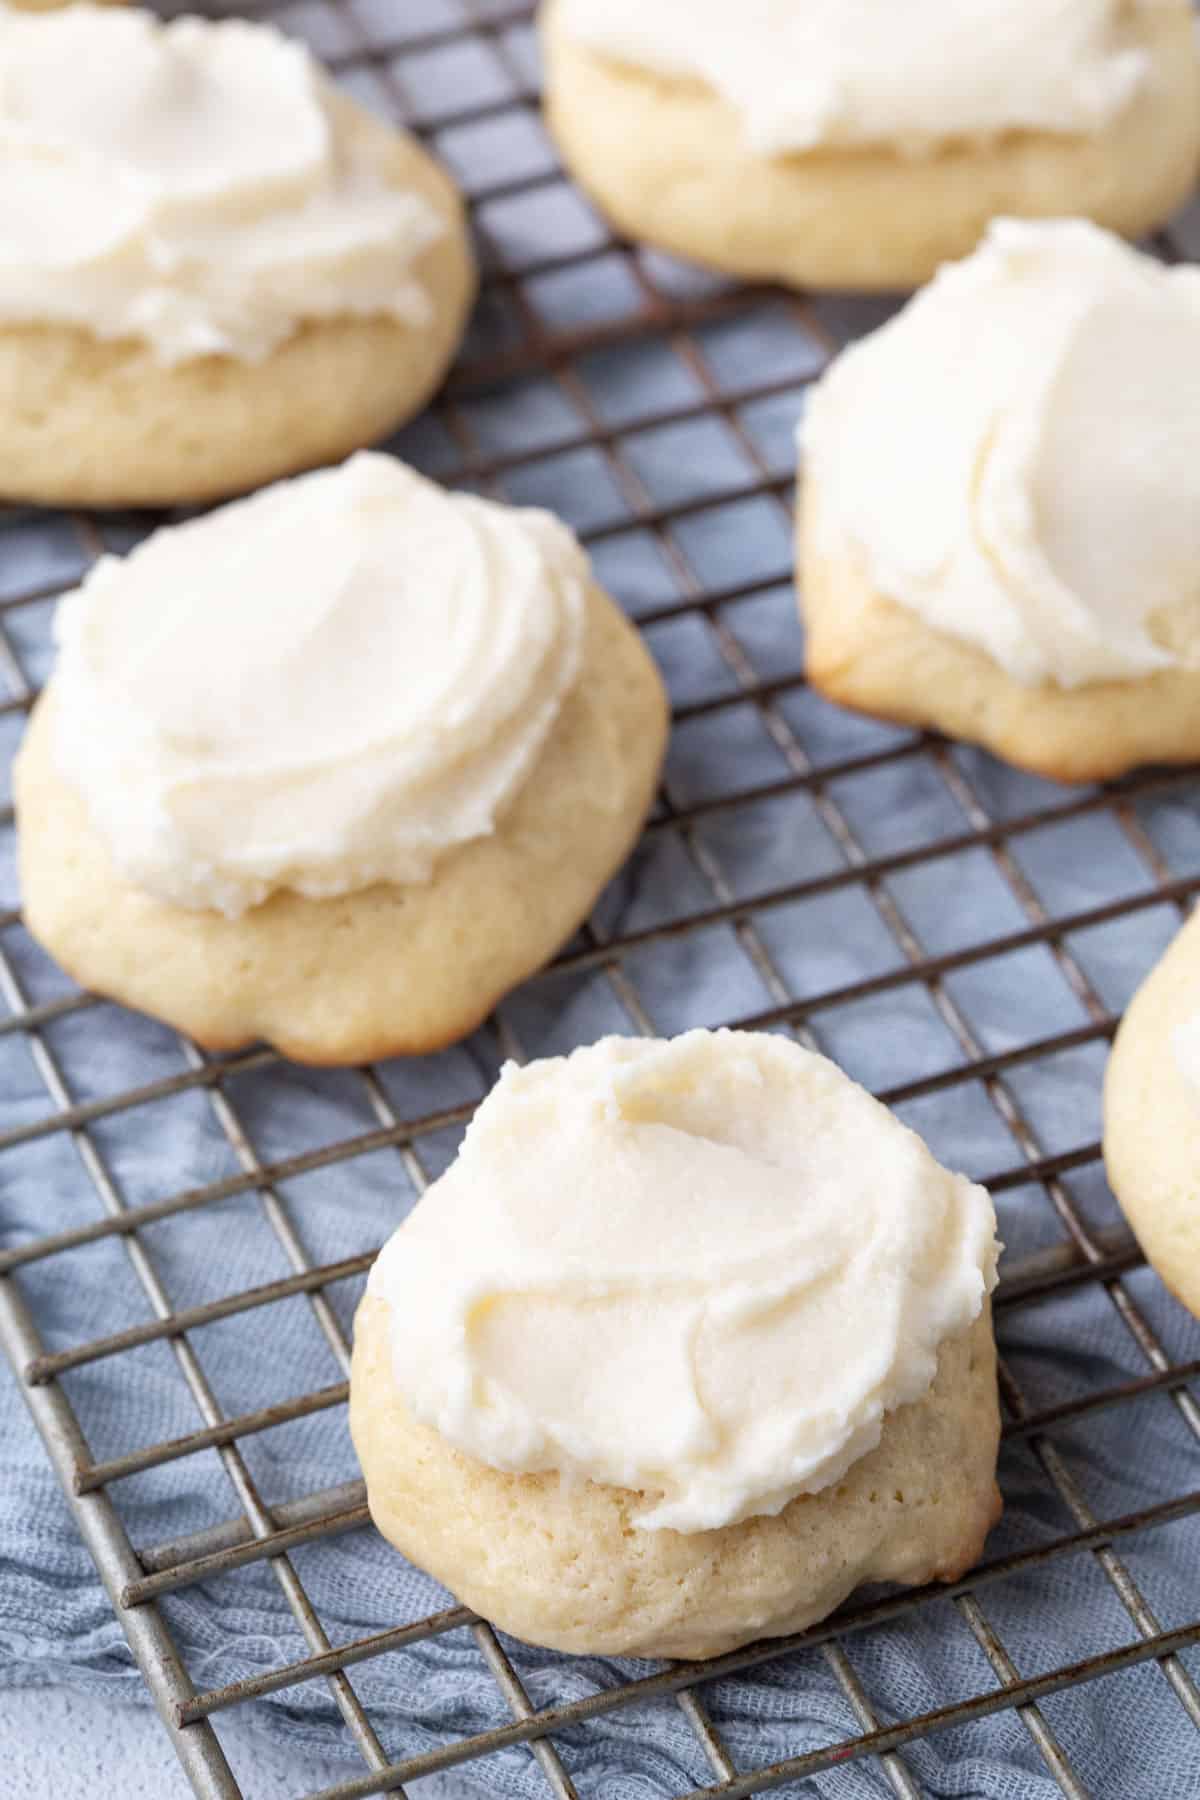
[1104,910,1200,1320]
[0,96,475,509]
[15,582,667,1065]
[541,0,1200,292]
[351,1293,1000,1660]
[798,484,1200,784]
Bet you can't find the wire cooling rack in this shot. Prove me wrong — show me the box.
[2,2,1200,1796]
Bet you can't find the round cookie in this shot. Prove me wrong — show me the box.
[799,480,1200,785]
[351,1029,1002,1658]
[0,96,475,510]
[351,1294,1000,1660]
[797,218,1200,783]
[1104,911,1200,1320]
[541,0,1200,292]
[16,580,667,1065]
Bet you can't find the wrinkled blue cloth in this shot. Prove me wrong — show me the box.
[2,2,1200,1792]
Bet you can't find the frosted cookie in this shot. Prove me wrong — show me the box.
[799,220,1200,783]
[0,5,475,508]
[1104,913,1200,1320]
[351,1030,1002,1660]
[15,454,668,1064]
[543,0,1200,293]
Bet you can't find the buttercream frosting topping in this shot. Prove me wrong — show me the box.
[1171,1011,1200,1095]
[48,453,588,915]
[556,0,1159,156]
[0,4,447,362]
[804,219,1200,688]
[370,1031,999,1533]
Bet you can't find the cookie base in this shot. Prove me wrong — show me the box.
[1104,911,1200,1321]
[15,582,667,1065]
[350,1293,1001,1661]
[542,1,1200,293]
[798,485,1200,784]
[0,96,475,509]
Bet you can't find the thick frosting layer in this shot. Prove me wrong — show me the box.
[557,0,1158,155]
[804,220,1200,688]
[370,1031,999,1533]
[50,453,587,915]
[0,5,446,362]
[1171,1012,1200,1095]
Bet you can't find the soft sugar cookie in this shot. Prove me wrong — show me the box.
[16,455,668,1064]
[799,220,1200,782]
[1104,912,1200,1321]
[543,0,1200,292]
[351,1031,1002,1659]
[0,6,475,508]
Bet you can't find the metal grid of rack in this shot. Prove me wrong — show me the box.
[1,2,1199,1795]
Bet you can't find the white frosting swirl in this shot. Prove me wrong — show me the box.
[50,453,588,916]
[0,5,447,363]
[556,0,1159,156]
[804,220,1200,689]
[370,1031,999,1534]
[1171,1012,1200,1096]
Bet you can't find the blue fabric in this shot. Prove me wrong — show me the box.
[2,6,1200,1794]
